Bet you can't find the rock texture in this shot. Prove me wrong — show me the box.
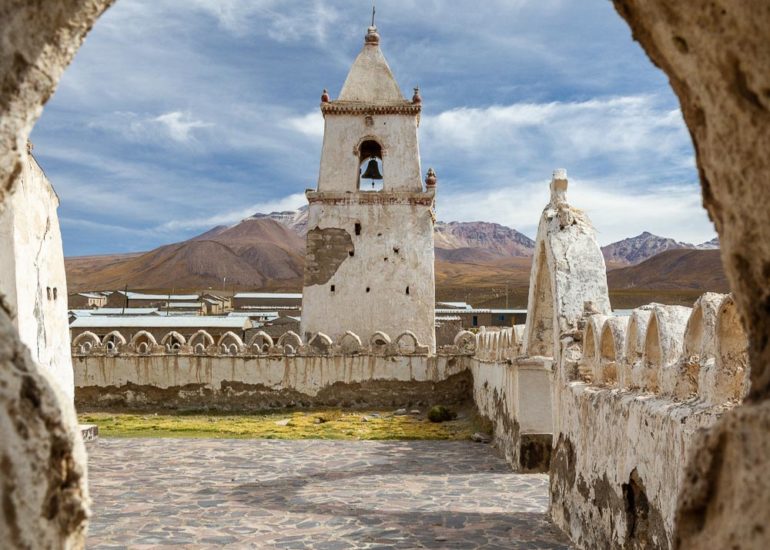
[602,231,693,266]
[613,1,770,547]
[0,306,90,548]
[0,1,114,546]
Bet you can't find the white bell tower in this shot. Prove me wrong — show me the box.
[300,21,437,350]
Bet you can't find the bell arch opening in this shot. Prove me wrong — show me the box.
[358,139,384,191]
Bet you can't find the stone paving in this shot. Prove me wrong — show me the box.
[86,439,572,549]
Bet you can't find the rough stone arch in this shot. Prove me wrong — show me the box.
[217,331,244,355]
[683,292,724,360]
[277,331,302,350]
[369,330,391,350]
[453,330,476,354]
[72,330,100,353]
[598,316,628,387]
[642,305,691,394]
[580,314,607,382]
[714,295,749,402]
[395,330,419,354]
[308,332,333,354]
[130,330,157,355]
[337,331,362,354]
[161,331,186,352]
[246,331,273,353]
[101,330,126,353]
[188,330,215,350]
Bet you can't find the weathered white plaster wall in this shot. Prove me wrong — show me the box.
[76,352,464,396]
[0,150,73,398]
[317,114,421,193]
[523,170,612,361]
[72,328,470,410]
[301,197,436,350]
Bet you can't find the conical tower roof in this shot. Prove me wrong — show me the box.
[338,26,405,103]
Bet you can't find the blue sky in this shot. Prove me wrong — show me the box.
[30,0,715,256]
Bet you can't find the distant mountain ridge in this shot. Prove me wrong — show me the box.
[601,231,718,266]
[65,206,721,296]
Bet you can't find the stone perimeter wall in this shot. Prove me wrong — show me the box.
[470,326,553,472]
[72,329,476,411]
[550,293,747,549]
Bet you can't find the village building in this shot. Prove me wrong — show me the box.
[67,291,108,309]
[232,292,302,312]
[200,293,229,314]
[436,304,527,329]
[104,290,200,309]
[300,23,436,350]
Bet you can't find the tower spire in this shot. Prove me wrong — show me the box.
[365,3,380,45]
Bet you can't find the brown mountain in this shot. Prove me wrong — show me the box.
[65,211,726,309]
[434,221,535,260]
[66,218,304,291]
[607,249,728,291]
[601,232,693,266]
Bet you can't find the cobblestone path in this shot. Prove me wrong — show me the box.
[86,439,572,549]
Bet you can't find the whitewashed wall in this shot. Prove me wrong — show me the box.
[0,150,72,398]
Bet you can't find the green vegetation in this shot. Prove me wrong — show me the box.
[79,409,487,440]
[427,405,457,423]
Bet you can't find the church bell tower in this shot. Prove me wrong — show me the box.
[301,20,437,350]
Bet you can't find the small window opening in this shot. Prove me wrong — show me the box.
[354,223,361,235]
[53,288,58,300]
[348,250,354,257]
[472,315,479,327]
[393,247,400,254]
[384,257,388,262]
[358,139,383,191]
[366,287,370,293]
[330,285,335,292]
[377,232,382,237]
[46,287,52,300]
[406,286,410,295]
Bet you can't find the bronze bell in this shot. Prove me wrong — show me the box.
[361,158,383,180]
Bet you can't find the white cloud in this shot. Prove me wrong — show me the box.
[422,95,688,162]
[87,110,212,146]
[153,111,213,143]
[156,193,307,232]
[286,111,324,139]
[436,177,716,246]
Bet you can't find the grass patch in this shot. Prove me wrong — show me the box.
[79,408,488,441]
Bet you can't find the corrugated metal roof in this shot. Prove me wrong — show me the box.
[437,301,472,310]
[77,292,105,299]
[237,306,301,311]
[69,308,159,316]
[233,292,302,300]
[163,302,203,308]
[228,311,279,318]
[116,291,199,300]
[435,308,527,314]
[69,316,251,329]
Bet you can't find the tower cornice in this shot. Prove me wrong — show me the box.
[321,100,421,116]
[305,189,435,206]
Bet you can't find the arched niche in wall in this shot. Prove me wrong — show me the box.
[357,138,384,191]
